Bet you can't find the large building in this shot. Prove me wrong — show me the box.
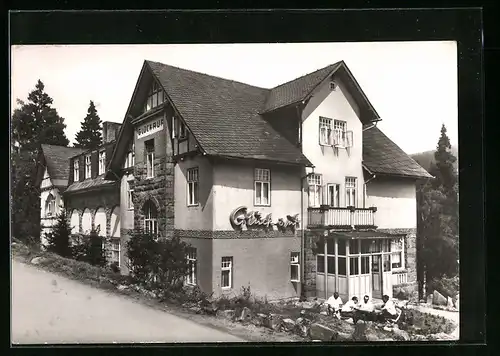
[37,60,432,301]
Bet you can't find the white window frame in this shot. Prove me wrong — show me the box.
[186,248,197,285]
[45,194,56,218]
[327,183,340,207]
[73,159,79,181]
[290,252,300,282]
[308,174,322,208]
[125,143,135,169]
[319,117,333,146]
[254,168,271,207]
[345,177,357,207]
[110,239,121,267]
[143,202,158,237]
[221,257,233,289]
[333,120,347,147]
[127,180,134,210]
[144,81,164,113]
[316,240,336,275]
[98,150,106,175]
[85,154,92,178]
[187,167,199,206]
[391,238,405,270]
[145,140,155,179]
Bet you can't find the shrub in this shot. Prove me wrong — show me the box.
[399,309,456,335]
[70,230,107,267]
[44,210,72,258]
[126,230,192,298]
[427,275,459,298]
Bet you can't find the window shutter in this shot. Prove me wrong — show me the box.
[346,131,353,148]
[333,129,340,146]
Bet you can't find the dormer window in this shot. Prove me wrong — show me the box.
[73,159,79,181]
[98,150,106,175]
[144,80,165,113]
[85,154,92,178]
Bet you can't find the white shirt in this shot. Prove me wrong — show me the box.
[382,299,397,315]
[326,296,343,309]
[359,300,375,312]
[341,300,358,312]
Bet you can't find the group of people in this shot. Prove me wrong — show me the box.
[324,292,399,324]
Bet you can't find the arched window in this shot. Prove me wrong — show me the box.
[94,207,106,237]
[143,200,158,236]
[45,194,56,218]
[70,210,80,233]
[82,208,92,234]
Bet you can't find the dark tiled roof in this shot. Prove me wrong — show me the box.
[362,126,433,179]
[262,62,342,113]
[41,144,87,185]
[65,176,117,194]
[147,61,312,166]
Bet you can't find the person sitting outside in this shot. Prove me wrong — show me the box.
[377,295,399,322]
[325,292,343,318]
[354,295,376,322]
[340,296,359,321]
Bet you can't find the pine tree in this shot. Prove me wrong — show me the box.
[11,80,69,243]
[74,101,102,149]
[417,124,459,298]
[45,210,72,258]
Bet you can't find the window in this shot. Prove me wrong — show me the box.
[187,167,199,206]
[319,117,333,145]
[73,159,79,181]
[345,177,357,207]
[98,150,106,175]
[391,238,404,269]
[338,257,347,276]
[290,252,300,282]
[173,116,188,140]
[327,184,340,207]
[85,154,91,178]
[333,120,347,147]
[317,241,335,275]
[145,139,154,178]
[308,174,322,207]
[186,248,197,285]
[127,180,134,210]
[143,200,158,237]
[349,240,359,254]
[338,239,346,256]
[221,257,233,289]
[361,256,370,274]
[179,121,187,139]
[110,240,120,267]
[45,194,56,217]
[254,168,270,206]
[125,142,135,168]
[144,80,165,113]
[349,257,359,275]
[383,254,391,272]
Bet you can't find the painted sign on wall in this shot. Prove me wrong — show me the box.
[136,118,164,139]
[229,206,300,233]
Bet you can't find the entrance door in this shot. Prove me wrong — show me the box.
[371,255,383,299]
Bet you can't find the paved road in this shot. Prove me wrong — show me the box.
[11,259,245,344]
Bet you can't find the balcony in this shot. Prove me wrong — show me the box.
[307,206,377,229]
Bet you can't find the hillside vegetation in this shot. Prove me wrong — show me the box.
[411,146,458,172]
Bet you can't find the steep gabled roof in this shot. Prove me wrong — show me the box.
[146,61,312,166]
[39,144,87,188]
[362,126,433,179]
[262,62,342,113]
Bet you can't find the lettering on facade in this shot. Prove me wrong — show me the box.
[136,118,164,139]
[229,206,300,233]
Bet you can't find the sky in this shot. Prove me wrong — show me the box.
[10,42,457,154]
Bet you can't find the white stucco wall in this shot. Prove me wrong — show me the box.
[94,208,106,236]
[40,168,63,246]
[82,208,92,234]
[120,173,134,230]
[366,178,417,229]
[301,77,365,208]
[110,206,120,238]
[212,162,302,231]
[70,209,80,234]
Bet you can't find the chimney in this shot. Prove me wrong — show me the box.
[102,122,123,144]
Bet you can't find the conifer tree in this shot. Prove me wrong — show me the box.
[11,80,69,243]
[45,210,72,258]
[74,100,102,149]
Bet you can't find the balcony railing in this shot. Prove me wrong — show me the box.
[307,206,377,229]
